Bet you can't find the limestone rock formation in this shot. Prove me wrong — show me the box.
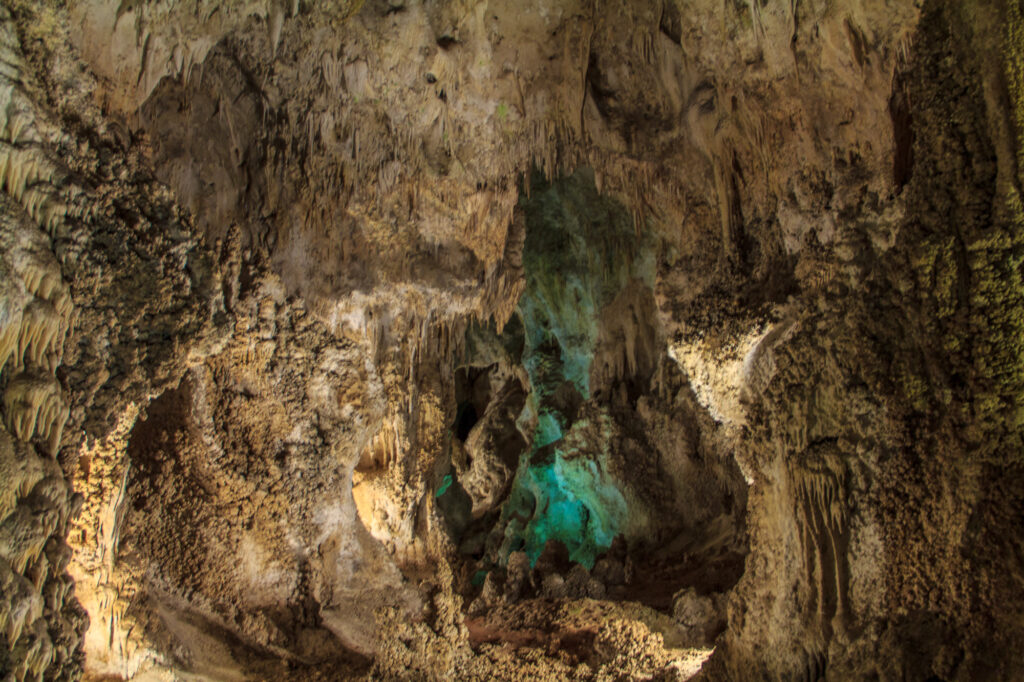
[0,0,1022,680]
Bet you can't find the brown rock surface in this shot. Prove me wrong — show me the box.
[0,0,1022,680]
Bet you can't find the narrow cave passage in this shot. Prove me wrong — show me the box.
[438,169,749,620]
[492,168,653,570]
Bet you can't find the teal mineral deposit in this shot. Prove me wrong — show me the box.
[497,170,653,569]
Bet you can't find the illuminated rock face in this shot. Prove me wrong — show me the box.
[497,171,652,568]
[436,172,739,583]
[502,437,629,569]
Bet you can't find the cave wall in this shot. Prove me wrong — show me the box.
[0,0,1021,679]
[710,3,1024,678]
[0,2,229,676]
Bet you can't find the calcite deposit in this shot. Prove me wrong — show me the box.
[0,0,1023,680]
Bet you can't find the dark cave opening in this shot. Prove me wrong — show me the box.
[453,402,478,442]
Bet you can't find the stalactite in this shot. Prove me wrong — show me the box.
[16,299,62,371]
[269,1,286,59]
[0,305,21,377]
[0,558,43,650]
[0,501,60,576]
[3,374,68,454]
[742,317,798,402]
[0,432,44,529]
[9,615,53,680]
[790,446,849,637]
